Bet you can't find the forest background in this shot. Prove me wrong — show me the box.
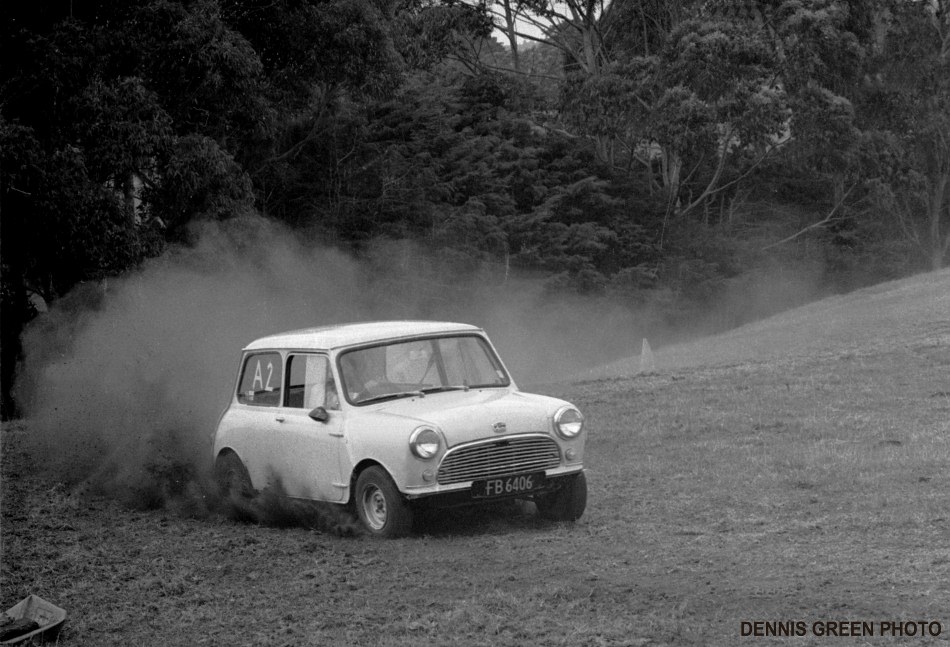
[2,0,948,419]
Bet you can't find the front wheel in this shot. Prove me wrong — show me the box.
[536,471,587,521]
[354,466,413,538]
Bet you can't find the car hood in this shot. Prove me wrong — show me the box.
[354,389,566,446]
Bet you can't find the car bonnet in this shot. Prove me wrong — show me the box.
[353,389,565,447]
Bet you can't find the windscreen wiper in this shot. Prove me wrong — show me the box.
[421,385,470,394]
[358,390,425,404]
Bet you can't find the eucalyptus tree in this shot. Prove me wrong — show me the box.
[554,3,789,243]
[859,0,950,269]
[0,0,424,415]
[483,0,693,74]
[485,0,613,75]
[765,0,950,270]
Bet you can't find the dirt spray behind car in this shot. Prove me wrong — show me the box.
[14,215,644,521]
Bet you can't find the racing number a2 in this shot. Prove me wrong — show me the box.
[252,360,275,392]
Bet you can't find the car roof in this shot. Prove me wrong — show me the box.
[243,321,484,351]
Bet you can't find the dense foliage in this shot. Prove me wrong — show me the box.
[2,0,948,416]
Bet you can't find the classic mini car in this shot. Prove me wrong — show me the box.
[212,321,587,537]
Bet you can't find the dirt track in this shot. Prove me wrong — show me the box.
[3,271,950,646]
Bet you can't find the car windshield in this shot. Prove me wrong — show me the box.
[339,335,510,405]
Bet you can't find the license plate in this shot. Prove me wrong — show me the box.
[472,472,545,498]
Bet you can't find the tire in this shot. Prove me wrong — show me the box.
[536,471,587,522]
[354,466,412,538]
[214,451,254,499]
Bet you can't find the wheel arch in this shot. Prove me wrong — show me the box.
[213,448,256,498]
[213,447,260,490]
[347,458,387,506]
[214,446,244,467]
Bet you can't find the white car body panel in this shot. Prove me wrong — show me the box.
[212,321,586,508]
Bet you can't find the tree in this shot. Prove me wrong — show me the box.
[389,0,495,73]
[0,1,273,415]
[1,9,168,415]
[859,0,950,269]
[477,0,633,75]
[559,13,789,237]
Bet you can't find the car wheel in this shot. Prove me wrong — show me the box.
[214,452,254,499]
[355,466,412,538]
[536,471,587,521]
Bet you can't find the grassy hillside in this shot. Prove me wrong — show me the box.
[3,269,949,646]
[590,267,950,376]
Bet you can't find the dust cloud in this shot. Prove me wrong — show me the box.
[14,215,644,509]
[16,214,827,511]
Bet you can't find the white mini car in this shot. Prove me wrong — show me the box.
[212,321,587,537]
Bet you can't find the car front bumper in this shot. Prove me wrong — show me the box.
[401,466,585,507]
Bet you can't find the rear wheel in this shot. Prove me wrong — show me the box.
[214,452,254,499]
[355,466,412,538]
[536,471,587,521]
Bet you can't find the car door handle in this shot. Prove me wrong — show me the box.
[275,415,285,422]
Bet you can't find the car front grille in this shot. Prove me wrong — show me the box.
[436,435,561,485]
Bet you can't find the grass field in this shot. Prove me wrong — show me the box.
[3,270,949,646]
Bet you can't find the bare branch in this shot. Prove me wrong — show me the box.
[762,183,857,250]
[265,97,332,164]
[677,138,788,220]
[673,128,734,217]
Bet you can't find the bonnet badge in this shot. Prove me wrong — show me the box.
[492,422,507,434]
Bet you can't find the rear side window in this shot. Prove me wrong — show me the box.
[237,352,282,406]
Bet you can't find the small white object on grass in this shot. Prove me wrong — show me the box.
[639,338,656,374]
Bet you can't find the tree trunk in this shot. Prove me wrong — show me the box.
[660,148,681,199]
[928,170,948,269]
[581,14,600,74]
[500,0,521,73]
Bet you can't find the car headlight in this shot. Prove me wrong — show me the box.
[554,406,584,439]
[410,426,442,459]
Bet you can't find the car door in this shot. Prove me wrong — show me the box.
[231,350,285,489]
[267,353,347,502]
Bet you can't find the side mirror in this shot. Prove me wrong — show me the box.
[308,406,329,423]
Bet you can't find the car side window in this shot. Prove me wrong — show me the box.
[237,352,283,406]
[285,354,340,410]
